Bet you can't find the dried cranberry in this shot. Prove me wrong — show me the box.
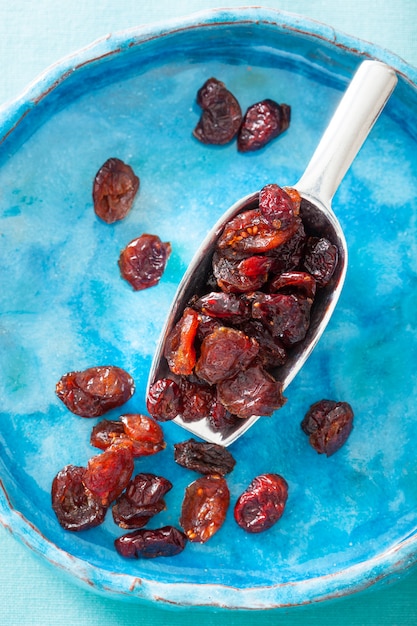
[90,419,127,450]
[207,405,241,432]
[93,158,139,223]
[270,271,316,300]
[51,465,107,531]
[213,251,273,293]
[124,473,173,506]
[146,378,183,421]
[56,366,135,418]
[195,313,223,341]
[180,474,230,543]
[119,233,171,291]
[112,497,165,529]
[83,442,134,506]
[178,378,216,423]
[119,413,165,456]
[217,208,299,258]
[234,473,288,533]
[115,526,187,558]
[163,307,199,376]
[174,438,236,475]
[239,319,287,369]
[193,77,242,145]
[195,326,258,385]
[217,363,286,419]
[258,184,300,230]
[237,100,290,152]
[301,399,354,456]
[283,186,302,212]
[90,414,164,456]
[251,292,312,345]
[268,221,306,274]
[193,291,250,324]
[303,236,338,287]
[112,473,172,529]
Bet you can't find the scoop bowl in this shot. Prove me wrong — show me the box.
[147,60,397,446]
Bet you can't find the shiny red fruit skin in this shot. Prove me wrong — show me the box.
[51,465,107,531]
[83,442,134,506]
[193,77,242,145]
[238,100,291,152]
[115,526,187,558]
[93,157,139,223]
[234,473,288,533]
[180,474,230,543]
[195,326,259,385]
[301,399,354,456]
[163,307,199,376]
[118,233,171,291]
[119,413,165,456]
[146,378,183,422]
[55,366,135,418]
[174,438,236,475]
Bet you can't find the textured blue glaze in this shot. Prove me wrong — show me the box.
[1,7,417,610]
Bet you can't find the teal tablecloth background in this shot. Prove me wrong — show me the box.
[1,1,417,624]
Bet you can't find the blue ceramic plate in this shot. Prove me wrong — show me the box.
[1,7,417,610]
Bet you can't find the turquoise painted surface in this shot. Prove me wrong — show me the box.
[1,7,417,612]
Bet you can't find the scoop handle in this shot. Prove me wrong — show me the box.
[296,60,397,206]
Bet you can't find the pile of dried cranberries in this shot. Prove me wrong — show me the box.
[52,368,291,556]
[50,76,354,560]
[147,183,340,434]
[193,77,291,151]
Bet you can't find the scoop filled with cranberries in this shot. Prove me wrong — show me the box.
[147,60,397,446]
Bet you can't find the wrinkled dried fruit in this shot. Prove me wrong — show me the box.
[83,442,134,506]
[193,77,242,145]
[90,414,164,456]
[303,236,338,287]
[180,474,230,543]
[56,366,135,418]
[51,465,107,531]
[112,473,172,529]
[174,438,236,475]
[178,378,217,423]
[301,399,354,456]
[251,292,312,345]
[124,472,173,506]
[119,233,171,291]
[217,208,298,258]
[148,183,340,435]
[234,473,288,533]
[90,419,127,450]
[268,221,306,274]
[146,378,183,421]
[93,157,139,223]
[217,364,286,419]
[164,307,199,376]
[238,100,291,152]
[207,404,241,433]
[213,251,273,293]
[119,413,165,456]
[270,271,316,300]
[193,291,250,323]
[195,326,259,384]
[238,319,287,369]
[259,184,300,230]
[112,496,166,529]
[195,313,223,341]
[115,526,187,558]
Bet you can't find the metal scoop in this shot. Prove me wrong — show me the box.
[147,60,397,446]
